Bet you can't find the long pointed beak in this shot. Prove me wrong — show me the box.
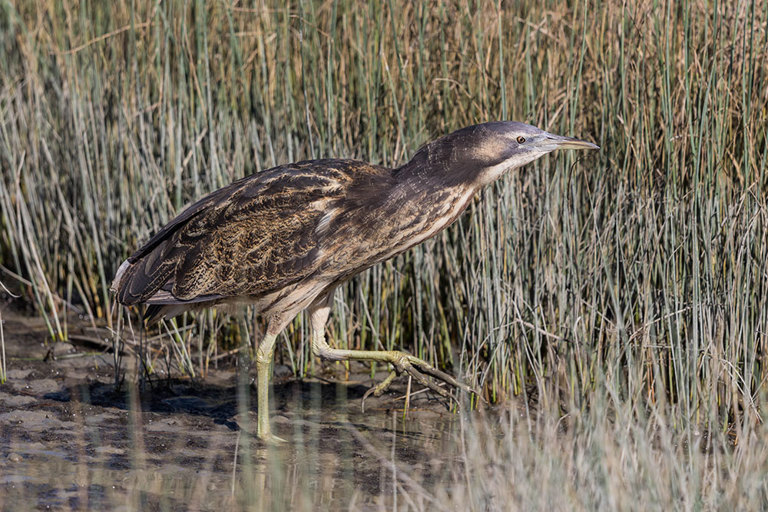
[547,134,600,150]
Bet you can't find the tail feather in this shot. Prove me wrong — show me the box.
[143,301,218,324]
[113,255,222,323]
[144,305,174,325]
[113,243,178,305]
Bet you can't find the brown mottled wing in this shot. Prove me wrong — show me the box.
[114,160,361,305]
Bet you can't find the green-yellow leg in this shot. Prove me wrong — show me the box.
[255,331,286,444]
[308,301,478,404]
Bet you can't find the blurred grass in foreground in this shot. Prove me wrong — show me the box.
[1,0,768,507]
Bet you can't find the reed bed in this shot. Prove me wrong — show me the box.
[1,0,768,508]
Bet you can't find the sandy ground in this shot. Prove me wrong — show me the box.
[0,309,468,511]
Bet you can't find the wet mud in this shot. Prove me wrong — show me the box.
[0,311,467,511]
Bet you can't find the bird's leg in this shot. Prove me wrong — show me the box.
[308,299,478,408]
[255,330,286,444]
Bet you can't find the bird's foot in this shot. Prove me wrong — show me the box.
[361,370,397,412]
[257,431,287,446]
[361,352,481,411]
[393,353,462,401]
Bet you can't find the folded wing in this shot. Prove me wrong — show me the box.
[112,161,354,306]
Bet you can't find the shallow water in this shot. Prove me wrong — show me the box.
[0,312,468,511]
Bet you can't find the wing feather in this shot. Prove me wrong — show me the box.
[113,160,383,306]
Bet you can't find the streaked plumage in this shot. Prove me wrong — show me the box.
[112,121,598,442]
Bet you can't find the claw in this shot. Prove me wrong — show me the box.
[362,370,397,412]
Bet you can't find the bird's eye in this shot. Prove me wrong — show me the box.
[516,136,526,144]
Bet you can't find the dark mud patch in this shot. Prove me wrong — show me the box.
[0,310,470,511]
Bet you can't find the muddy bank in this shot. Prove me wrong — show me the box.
[0,310,471,511]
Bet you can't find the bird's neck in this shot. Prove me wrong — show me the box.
[388,155,481,239]
[395,146,483,192]
[396,134,524,191]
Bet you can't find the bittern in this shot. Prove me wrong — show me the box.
[112,121,598,443]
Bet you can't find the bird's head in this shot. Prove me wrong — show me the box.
[403,121,599,188]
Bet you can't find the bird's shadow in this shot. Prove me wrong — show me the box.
[42,376,413,438]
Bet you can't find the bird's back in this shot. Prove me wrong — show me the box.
[112,159,397,315]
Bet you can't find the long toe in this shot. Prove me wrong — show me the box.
[406,356,482,396]
[402,362,453,400]
[361,370,398,412]
[388,353,457,402]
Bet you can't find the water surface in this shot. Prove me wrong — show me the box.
[0,312,468,511]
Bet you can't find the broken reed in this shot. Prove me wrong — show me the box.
[1,0,767,429]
